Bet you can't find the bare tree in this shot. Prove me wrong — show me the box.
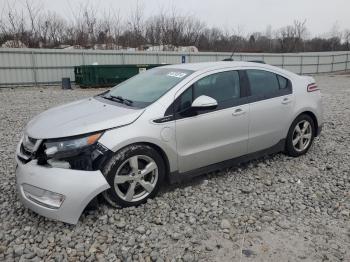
[198,27,222,51]
[344,29,350,51]
[276,20,307,52]
[110,10,123,49]
[68,2,99,47]
[24,0,41,46]
[0,2,349,53]
[37,12,66,47]
[126,0,145,48]
[181,16,205,46]
[293,19,307,51]
[327,22,343,51]
[145,12,165,46]
[0,0,26,47]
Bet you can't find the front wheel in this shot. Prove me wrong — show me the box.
[102,145,165,207]
[285,114,315,157]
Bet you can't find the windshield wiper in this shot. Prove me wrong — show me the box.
[103,94,133,106]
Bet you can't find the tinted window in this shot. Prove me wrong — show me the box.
[277,75,288,89]
[175,71,240,113]
[193,71,240,102]
[177,87,193,113]
[246,70,280,97]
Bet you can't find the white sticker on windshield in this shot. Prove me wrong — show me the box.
[167,72,187,78]
[139,68,147,73]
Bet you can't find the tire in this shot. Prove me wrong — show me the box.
[285,114,315,157]
[102,144,165,207]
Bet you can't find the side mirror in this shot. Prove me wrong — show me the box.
[191,95,218,109]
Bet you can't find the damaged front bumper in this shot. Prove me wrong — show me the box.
[15,155,110,224]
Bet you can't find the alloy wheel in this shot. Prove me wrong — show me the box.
[292,120,312,152]
[113,155,158,202]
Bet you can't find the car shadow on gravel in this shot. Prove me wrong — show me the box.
[158,153,281,195]
[82,153,279,216]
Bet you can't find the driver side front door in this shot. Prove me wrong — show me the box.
[174,70,250,173]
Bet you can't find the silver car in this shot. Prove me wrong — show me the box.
[15,61,323,224]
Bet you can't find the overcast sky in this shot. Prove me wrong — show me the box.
[3,0,350,37]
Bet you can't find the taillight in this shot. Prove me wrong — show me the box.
[307,83,319,92]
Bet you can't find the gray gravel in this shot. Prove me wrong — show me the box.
[0,75,350,261]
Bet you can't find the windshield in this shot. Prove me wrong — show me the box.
[105,67,193,108]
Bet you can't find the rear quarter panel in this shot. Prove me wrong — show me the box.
[291,76,323,130]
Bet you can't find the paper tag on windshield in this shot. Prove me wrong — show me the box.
[167,72,187,78]
[139,68,147,73]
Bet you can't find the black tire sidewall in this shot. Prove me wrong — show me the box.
[103,144,165,207]
[286,114,315,157]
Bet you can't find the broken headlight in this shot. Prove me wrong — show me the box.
[39,132,111,171]
[44,132,103,159]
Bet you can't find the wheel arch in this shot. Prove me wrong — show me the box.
[138,142,171,182]
[110,141,172,183]
[295,111,319,137]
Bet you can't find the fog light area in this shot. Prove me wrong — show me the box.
[22,184,65,209]
[47,159,71,169]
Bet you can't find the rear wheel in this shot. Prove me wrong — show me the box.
[102,145,165,207]
[285,114,315,157]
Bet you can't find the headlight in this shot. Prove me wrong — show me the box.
[44,132,102,158]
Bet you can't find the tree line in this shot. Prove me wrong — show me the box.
[1,1,350,52]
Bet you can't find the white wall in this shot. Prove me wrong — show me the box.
[0,48,349,86]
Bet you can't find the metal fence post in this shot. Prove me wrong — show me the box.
[331,55,334,72]
[282,55,285,68]
[81,51,85,65]
[122,52,125,64]
[316,55,320,74]
[31,51,38,86]
[346,53,349,71]
[300,56,303,74]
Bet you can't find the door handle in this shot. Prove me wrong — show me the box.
[232,108,245,116]
[281,97,292,104]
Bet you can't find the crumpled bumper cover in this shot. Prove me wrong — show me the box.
[15,158,110,224]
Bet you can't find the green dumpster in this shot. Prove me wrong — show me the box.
[74,64,164,88]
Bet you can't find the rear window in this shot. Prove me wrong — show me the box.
[246,70,280,97]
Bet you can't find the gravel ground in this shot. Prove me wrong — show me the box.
[0,75,349,262]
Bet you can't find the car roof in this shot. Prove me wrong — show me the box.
[162,61,266,71]
[161,61,297,78]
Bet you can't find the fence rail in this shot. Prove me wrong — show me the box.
[0,48,349,87]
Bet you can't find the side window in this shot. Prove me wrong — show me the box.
[193,71,240,102]
[175,71,240,114]
[277,75,288,89]
[246,70,280,97]
[176,86,193,113]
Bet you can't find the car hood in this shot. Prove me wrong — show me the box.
[25,97,144,139]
